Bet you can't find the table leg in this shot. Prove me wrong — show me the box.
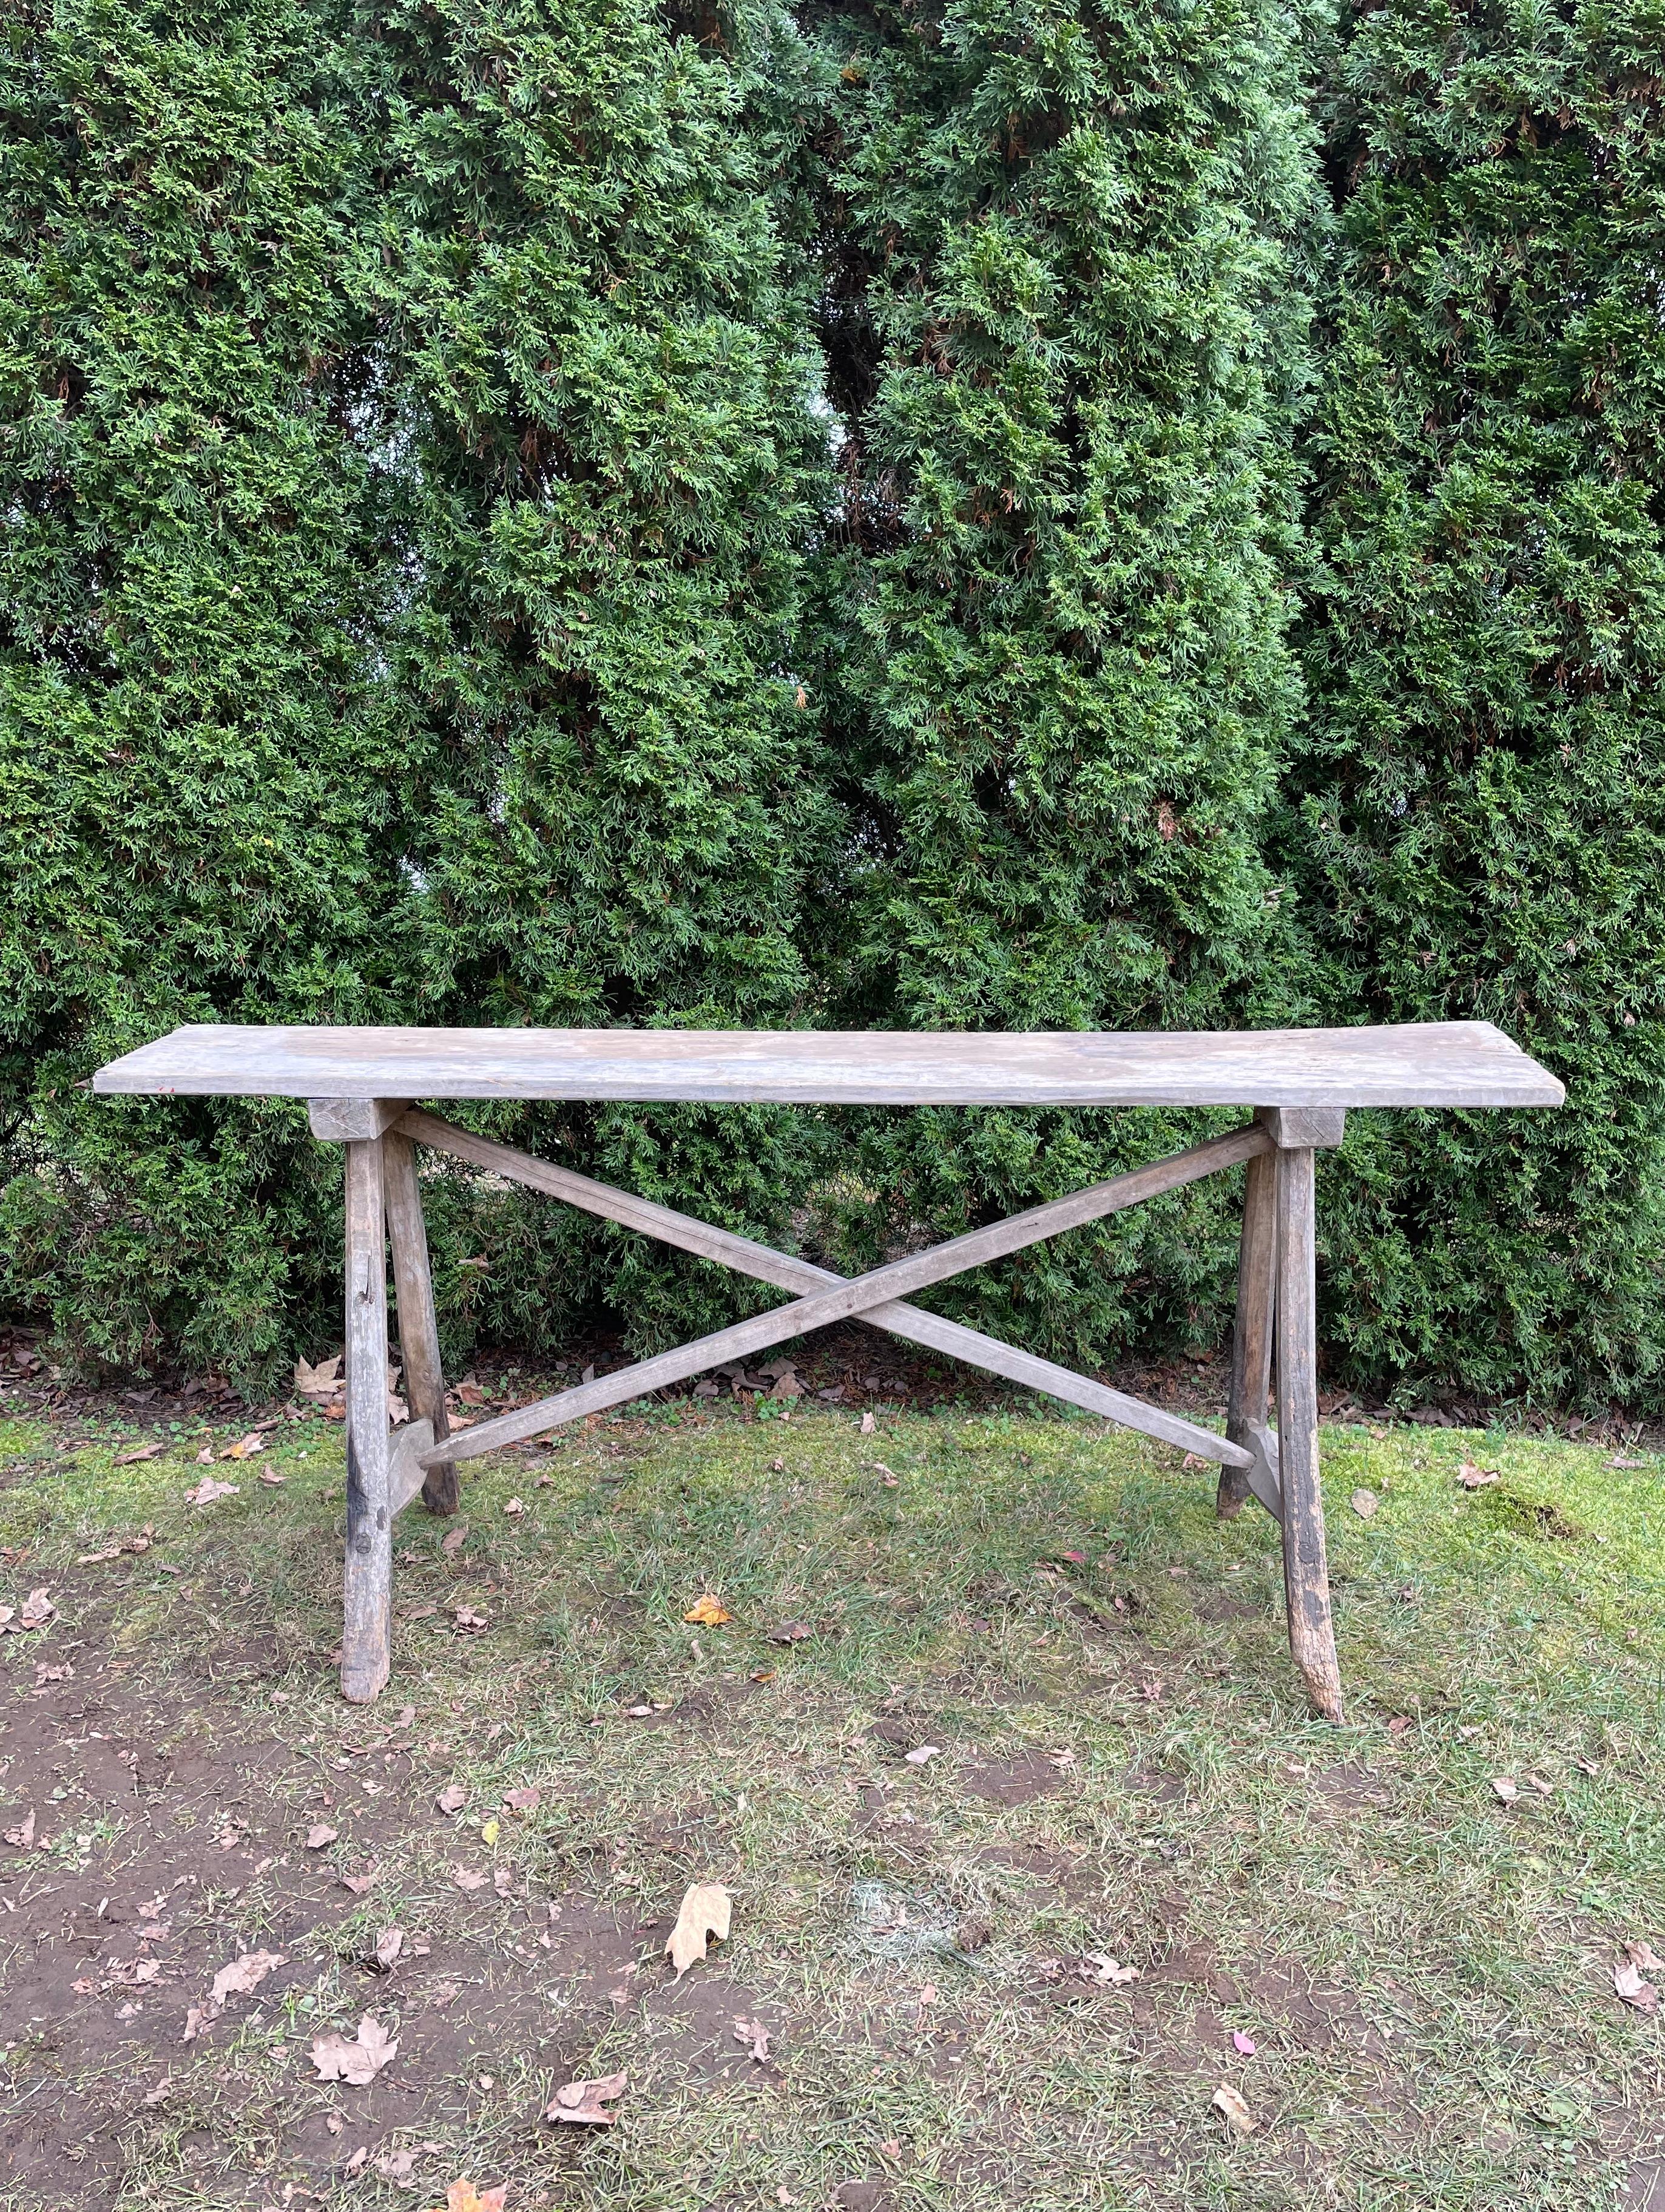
[1221,1140,1277,1519]
[1274,1144,1343,1722]
[341,1135,393,1703]
[383,1129,456,1516]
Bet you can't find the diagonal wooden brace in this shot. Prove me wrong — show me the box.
[400,1111,1265,1473]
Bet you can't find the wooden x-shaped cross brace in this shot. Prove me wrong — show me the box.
[394,1109,1274,1489]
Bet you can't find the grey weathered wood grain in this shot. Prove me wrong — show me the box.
[1220,1137,1278,1520]
[405,1115,1268,1470]
[382,1131,456,1515]
[399,1109,1254,1469]
[1275,1145,1343,1723]
[309,1097,412,1142]
[340,1138,393,1704]
[387,1419,437,1520]
[1261,1105,1347,1150]
[1238,1419,1284,1523]
[93,1020,1565,1109]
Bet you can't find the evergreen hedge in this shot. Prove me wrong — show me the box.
[1291,0,1665,1407]
[800,0,1319,1366]
[0,0,839,1379]
[0,0,417,1378]
[3,0,1662,1407]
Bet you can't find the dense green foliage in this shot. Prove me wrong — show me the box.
[800,0,1319,1364]
[4,0,1663,1406]
[0,0,838,1376]
[0,0,415,1375]
[1289,0,1665,1404]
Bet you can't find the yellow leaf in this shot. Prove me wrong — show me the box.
[422,2185,508,2212]
[683,1594,731,1627]
[479,1817,500,1845]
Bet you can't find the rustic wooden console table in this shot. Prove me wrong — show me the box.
[93,1023,1562,1719]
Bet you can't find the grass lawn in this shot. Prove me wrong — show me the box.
[0,1392,1661,2210]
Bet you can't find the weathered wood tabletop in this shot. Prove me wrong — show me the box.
[94,1019,1564,1108]
[94,1020,1564,1720]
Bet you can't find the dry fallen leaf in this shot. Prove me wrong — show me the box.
[1212,2082,1257,2134]
[211,1949,285,2007]
[1458,1462,1501,1490]
[374,1927,405,1970]
[666,1881,732,1978]
[771,1622,812,1645]
[860,1410,876,1435]
[904,1744,941,1766]
[683,1594,732,1627]
[311,2013,397,2086]
[733,2016,771,2061]
[341,1865,380,1896]
[1082,1952,1140,1985]
[1349,1488,1378,1520]
[453,1605,488,1634]
[1232,2030,1257,2055]
[451,1865,487,1892]
[503,1786,541,1815]
[1616,1955,1659,2014]
[436,1784,468,1815]
[294,1353,343,1398]
[503,1497,525,1518]
[218,1432,268,1462]
[183,1476,239,1507]
[1491,1777,1519,1805]
[114,1442,164,1465]
[4,1810,36,1850]
[0,1588,55,1635]
[1628,1939,1665,1972]
[441,1523,469,1556]
[304,1823,339,1850]
[546,2071,627,2125]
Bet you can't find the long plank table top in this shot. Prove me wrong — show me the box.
[93,1021,1564,1109]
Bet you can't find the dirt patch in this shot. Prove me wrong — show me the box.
[645,1970,785,2083]
[1306,1760,1392,1816]
[961,1750,1067,1807]
[1247,1955,1392,2059]
[1631,2159,1665,2210]
[1190,1589,1262,1624]
[0,1648,694,2205]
